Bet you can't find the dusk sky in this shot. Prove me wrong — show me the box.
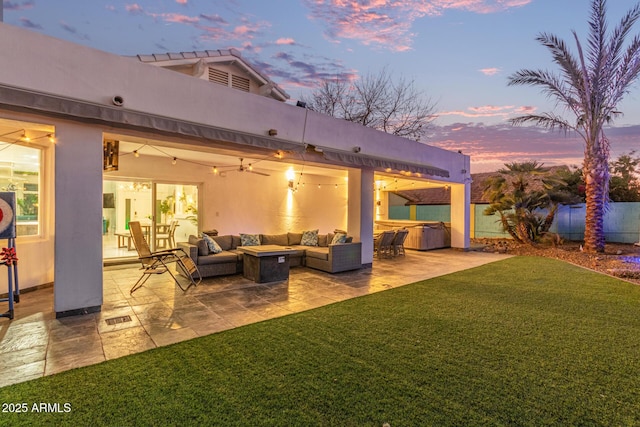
[3,0,640,172]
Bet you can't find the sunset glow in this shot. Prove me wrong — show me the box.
[5,0,639,173]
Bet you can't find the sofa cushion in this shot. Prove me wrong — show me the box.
[301,229,319,246]
[240,233,261,246]
[197,251,240,265]
[345,236,353,243]
[189,235,208,256]
[228,249,246,261]
[232,235,242,249]
[288,232,302,245]
[213,235,233,251]
[317,234,328,247]
[326,233,335,246]
[305,247,329,261]
[261,233,288,246]
[202,233,223,254]
[331,232,347,245]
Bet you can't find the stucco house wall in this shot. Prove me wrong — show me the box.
[0,22,470,316]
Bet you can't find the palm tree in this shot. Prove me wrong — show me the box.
[508,0,640,252]
[483,162,579,244]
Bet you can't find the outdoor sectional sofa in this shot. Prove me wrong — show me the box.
[178,231,362,278]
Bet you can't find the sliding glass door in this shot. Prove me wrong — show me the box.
[155,183,198,248]
[103,180,198,260]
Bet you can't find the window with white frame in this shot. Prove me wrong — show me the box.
[0,142,41,236]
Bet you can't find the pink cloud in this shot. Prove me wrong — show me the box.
[276,38,296,45]
[176,0,188,4]
[427,122,640,173]
[515,105,537,114]
[150,13,199,24]
[305,0,532,51]
[125,3,143,14]
[479,67,501,76]
[438,105,535,119]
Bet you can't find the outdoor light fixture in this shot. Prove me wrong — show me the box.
[286,168,295,190]
[268,129,278,136]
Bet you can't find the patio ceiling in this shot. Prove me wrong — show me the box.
[110,134,448,191]
[0,118,449,192]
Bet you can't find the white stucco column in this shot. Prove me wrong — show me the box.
[450,181,471,249]
[348,168,374,267]
[54,123,103,316]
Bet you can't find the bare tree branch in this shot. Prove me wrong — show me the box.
[303,67,437,142]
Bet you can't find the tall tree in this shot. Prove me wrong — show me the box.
[303,68,437,141]
[508,0,640,252]
[609,151,640,201]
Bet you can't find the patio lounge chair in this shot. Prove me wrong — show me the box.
[374,230,396,259]
[391,229,409,256]
[128,221,201,294]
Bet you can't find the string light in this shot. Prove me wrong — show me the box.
[21,132,30,142]
[133,150,139,158]
[0,129,23,139]
[212,166,218,174]
[172,157,177,165]
[48,134,56,143]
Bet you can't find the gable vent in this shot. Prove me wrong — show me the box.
[208,68,229,86]
[231,75,250,92]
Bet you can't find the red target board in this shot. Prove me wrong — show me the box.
[0,192,16,239]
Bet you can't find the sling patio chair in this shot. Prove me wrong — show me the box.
[391,228,409,256]
[128,221,201,294]
[374,230,396,259]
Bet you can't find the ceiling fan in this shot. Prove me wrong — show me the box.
[234,158,270,177]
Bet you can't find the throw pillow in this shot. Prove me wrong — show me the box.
[240,233,261,246]
[331,232,347,245]
[202,233,223,254]
[300,229,319,246]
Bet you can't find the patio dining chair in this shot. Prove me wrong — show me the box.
[374,230,396,259]
[156,219,178,249]
[391,229,409,256]
[128,221,201,294]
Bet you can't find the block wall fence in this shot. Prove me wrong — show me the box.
[389,202,640,244]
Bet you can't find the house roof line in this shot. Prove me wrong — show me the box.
[133,48,289,102]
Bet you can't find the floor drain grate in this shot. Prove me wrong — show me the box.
[105,315,132,326]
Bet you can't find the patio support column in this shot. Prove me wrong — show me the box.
[54,123,103,317]
[450,180,471,250]
[348,168,374,267]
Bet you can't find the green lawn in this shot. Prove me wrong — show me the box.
[2,256,640,426]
